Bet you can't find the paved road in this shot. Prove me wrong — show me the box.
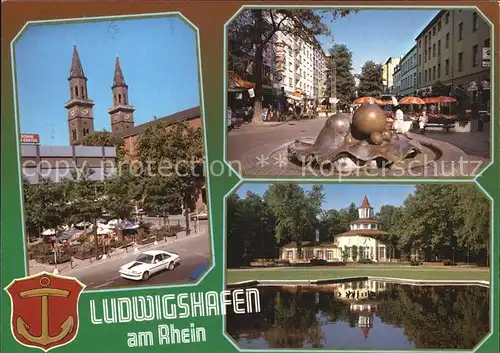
[227,118,327,167]
[73,221,210,290]
[227,116,488,177]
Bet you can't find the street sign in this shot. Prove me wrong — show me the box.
[481,60,490,68]
[482,47,490,60]
[276,75,283,82]
[248,88,255,98]
[20,133,40,144]
[329,98,339,104]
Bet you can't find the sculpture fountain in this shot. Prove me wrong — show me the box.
[286,104,432,173]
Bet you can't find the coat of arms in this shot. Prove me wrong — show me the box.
[4,272,85,352]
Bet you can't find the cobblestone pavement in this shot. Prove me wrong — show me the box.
[227,117,490,178]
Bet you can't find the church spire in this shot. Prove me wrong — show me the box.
[113,57,127,88]
[69,45,85,79]
[361,195,372,209]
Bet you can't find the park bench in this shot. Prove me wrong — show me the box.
[424,117,454,132]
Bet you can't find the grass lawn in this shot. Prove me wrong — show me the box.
[226,266,490,283]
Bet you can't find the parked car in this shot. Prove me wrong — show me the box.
[190,211,208,221]
[119,250,180,281]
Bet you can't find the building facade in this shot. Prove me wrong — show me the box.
[382,56,401,94]
[398,45,418,96]
[21,145,117,184]
[22,46,206,212]
[415,10,491,109]
[392,65,401,95]
[280,196,389,263]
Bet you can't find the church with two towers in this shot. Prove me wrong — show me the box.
[65,45,136,145]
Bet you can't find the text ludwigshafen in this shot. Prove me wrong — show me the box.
[90,289,260,324]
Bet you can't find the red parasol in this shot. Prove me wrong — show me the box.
[422,97,437,104]
[354,97,378,105]
[435,96,457,103]
[398,96,426,105]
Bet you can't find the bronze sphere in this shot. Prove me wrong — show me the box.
[370,132,384,145]
[352,103,387,135]
[382,130,393,141]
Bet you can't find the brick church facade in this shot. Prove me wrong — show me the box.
[64,46,206,211]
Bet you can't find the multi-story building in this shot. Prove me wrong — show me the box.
[392,65,401,95]
[313,43,327,99]
[415,10,491,109]
[382,56,401,94]
[398,45,418,96]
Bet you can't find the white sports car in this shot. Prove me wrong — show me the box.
[119,250,180,281]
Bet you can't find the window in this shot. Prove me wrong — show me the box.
[458,22,463,40]
[418,72,421,85]
[371,224,377,229]
[433,43,436,57]
[445,59,450,75]
[432,26,436,35]
[432,66,436,80]
[428,47,431,60]
[438,21,441,31]
[458,52,463,71]
[326,251,333,261]
[74,86,78,96]
[379,247,386,259]
[118,94,122,103]
[72,129,76,140]
[413,73,417,87]
[472,45,479,67]
[484,38,490,47]
[418,54,421,66]
[445,32,450,48]
[424,50,427,62]
[473,12,479,31]
[437,40,441,55]
[363,247,370,259]
[445,12,450,24]
[424,70,427,82]
[418,40,421,48]
[288,77,292,86]
[438,63,441,78]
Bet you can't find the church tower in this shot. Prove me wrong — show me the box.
[358,195,374,219]
[65,45,95,145]
[108,57,135,132]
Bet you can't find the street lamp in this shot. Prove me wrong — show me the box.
[452,246,456,265]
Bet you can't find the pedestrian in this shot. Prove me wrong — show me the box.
[392,97,404,134]
[419,110,428,134]
[472,103,483,132]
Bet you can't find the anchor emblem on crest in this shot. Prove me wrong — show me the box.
[5,272,85,352]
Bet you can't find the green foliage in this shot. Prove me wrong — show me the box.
[410,260,422,266]
[357,60,383,97]
[228,9,355,121]
[342,248,349,262]
[264,184,324,245]
[351,245,358,261]
[325,44,356,104]
[137,121,203,223]
[431,81,449,97]
[82,131,125,161]
[227,192,276,267]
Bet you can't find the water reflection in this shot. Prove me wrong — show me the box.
[226,281,489,350]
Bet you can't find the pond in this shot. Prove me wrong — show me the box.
[226,281,489,350]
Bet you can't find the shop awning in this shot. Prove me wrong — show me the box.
[230,72,256,89]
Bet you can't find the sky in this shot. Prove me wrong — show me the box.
[316,9,440,74]
[14,16,200,146]
[235,184,416,213]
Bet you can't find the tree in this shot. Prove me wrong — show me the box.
[351,245,358,261]
[23,177,68,239]
[82,131,125,161]
[376,205,403,259]
[452,184,490,265]
[264,184,324,254]
[103,166,137,221]
[453,84,469,115]
[228,9,354,122]
[324,44,356,105]
[357,60,383,97]
[431,80,449,97]
[136,121,204,235]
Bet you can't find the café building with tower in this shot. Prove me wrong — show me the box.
[280,196,389,262]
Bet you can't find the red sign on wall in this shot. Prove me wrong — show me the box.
[20,134,40,144]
